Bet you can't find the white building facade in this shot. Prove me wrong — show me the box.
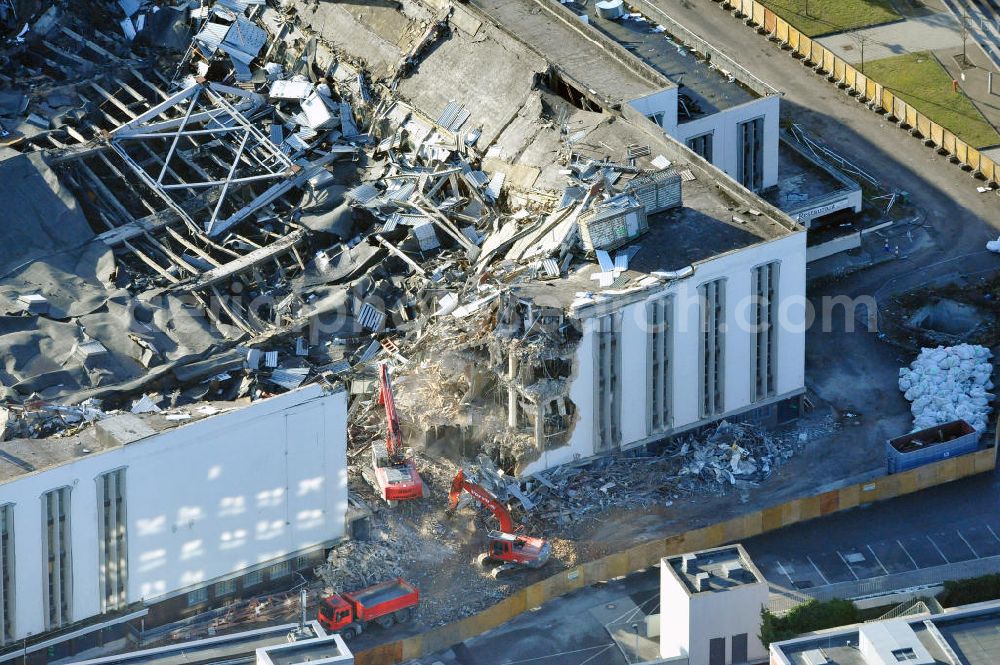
[0,385,348,644]
[629,90,780,192]
[660,545,769,665]
[521,231,806,476]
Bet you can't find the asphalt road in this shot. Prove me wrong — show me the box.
[421,568,660,665]
[417,467,1000,664]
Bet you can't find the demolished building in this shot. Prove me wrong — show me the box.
[289,0,807,474]
[0,0,808,651]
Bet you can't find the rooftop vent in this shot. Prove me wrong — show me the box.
[681,553,697,573]
[694,571,710,592]
[721,562,744,579]
[802,649,829,665]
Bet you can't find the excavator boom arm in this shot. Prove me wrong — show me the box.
[448,469,515,533]
[378,363,403,459]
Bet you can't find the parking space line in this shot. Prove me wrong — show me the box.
[957,530,980,558]
[928,535,951,563]
[867,545,889,575]
[806,555,831,585]
[835,551,860,581]
[987,524,1000,545]
[898,540,919,569]
[775,560,796,586]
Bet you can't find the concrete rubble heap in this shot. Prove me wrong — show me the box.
[456,419,836,532]
[898,344,995,432]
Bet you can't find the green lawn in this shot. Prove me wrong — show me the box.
[864,52,1000,148]
[755,0,900,37]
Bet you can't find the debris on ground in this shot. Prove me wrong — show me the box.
[455,417,839,533]
[317,537,404,592]
[898,344,994,432]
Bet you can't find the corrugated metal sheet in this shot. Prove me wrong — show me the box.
[410,220,439,251]
[449,108,471,132]
[613,252,629,272]
[340,102,358,136]
[463,170,489,190]
[346,184,379,204]
[437,101,462,129]
[270,367,308,390]
[194,22,229,52]
[221,18,266,63]
[358,303,386,331]
[596,250,614,273]
[231,56,252,82]
[485,172,505,201]
[358,340,381,363]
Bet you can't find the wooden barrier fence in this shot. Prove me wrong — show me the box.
[722,0,997,184]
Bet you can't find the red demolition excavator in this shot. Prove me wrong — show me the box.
[447,469,551,577]
[363,363,426,506]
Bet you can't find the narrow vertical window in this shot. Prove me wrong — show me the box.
[0,504,14,644]
[699,280,726,418]
[686,132,713,162]
[594,313,622,452]
[42,487,72,629]
[646,297,672,434]
[97,469,128,613]
[738,118,764,191]
[751,263,779,402]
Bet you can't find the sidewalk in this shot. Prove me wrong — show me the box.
[812,2,1000,151]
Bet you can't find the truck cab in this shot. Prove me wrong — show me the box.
[318,595,354,632]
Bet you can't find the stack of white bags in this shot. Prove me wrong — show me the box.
[898,344,994,432]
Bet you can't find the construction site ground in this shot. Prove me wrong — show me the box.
[335,390,886,652]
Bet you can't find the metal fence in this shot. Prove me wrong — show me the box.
[721,0,998,185]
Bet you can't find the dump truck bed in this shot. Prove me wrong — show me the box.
[344,578,419,620]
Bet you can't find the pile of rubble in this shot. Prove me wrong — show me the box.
[675,420,792,485]
[316,537,404,593]
[898,344,995,432]
[454,418,836,530]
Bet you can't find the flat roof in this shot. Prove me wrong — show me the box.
[577,5,759,115]
[663,544,766,594]
[0,386,333,485]
[762,135,861,214]
[774,602,1000,665]
[467,0,672,103]
[74,623,325,665]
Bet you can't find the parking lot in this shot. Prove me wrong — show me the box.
[746,473,1000,592]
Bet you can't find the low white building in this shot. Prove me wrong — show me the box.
[629,88,780,193]
[660,545,769,665]
[0,384,348,648]
[771,598,1000,665]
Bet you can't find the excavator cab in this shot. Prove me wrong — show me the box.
[487,531,551,567]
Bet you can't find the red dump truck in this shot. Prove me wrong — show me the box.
[317,577,419,641]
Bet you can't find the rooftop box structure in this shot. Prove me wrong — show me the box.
[578,197,648,252]
[625,168,682,215]
[660,544,768,664]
